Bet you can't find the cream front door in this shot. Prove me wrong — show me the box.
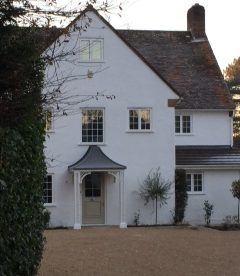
[82,173,105,224]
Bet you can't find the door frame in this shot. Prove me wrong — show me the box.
[73,170,126,229]
[82,172,105,225]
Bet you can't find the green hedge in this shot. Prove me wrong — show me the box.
[174,169,188,224]
[0,120,48,276]
[0,24,49,276]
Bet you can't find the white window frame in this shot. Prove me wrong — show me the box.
[44,109,54,132]
[128,108,152,132]
[175,114,192,135]
[80,108,105,145]
[43,174,54,206]
[80,38,104,62]
[186,172,204,194]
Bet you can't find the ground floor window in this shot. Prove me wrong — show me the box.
[186,173,203,193]
[43,175,52,203]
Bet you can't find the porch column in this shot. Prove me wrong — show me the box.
[119,171,127,228]
[74,171,81,229]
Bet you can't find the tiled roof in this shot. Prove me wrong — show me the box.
[118,30,234,110]
[31,5,234,111]
[176,146,240,167]
[68,145,126,171]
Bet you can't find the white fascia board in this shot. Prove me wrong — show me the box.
[175,109,234,112]
[176,165,240,170]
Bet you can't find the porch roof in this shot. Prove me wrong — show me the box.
[68,145,126,171]
[176,146,240,167]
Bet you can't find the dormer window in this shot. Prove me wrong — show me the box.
[80,39,103,62]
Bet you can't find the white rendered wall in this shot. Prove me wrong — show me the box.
[185,169,240,225]
[175,111,232,146]
[44,11,178,227]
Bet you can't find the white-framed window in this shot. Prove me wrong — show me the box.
[81,108,104,143]
[44,109,53,132]
[43,175,53,204]
[175,114,192,134]
[129,108,151,131]
[186,173,203,193]
[80,39,103,62]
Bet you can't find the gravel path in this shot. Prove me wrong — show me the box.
[38,226,240,276]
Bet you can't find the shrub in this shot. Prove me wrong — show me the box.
[133,210,140,226]
[203,200,214,226]
[231,179,240,223]
[174,169,188,224]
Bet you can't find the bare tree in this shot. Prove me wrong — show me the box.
[1,1,123,123]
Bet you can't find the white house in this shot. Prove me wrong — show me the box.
[43,4,240,228]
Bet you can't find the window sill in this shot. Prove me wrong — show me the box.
[175,133,194,136]
[44,203,56,207]
[79,61,105,64]
[78,143,106,146]
[187,192,205,195]
[125,130,154,133]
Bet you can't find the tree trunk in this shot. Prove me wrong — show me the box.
[155,196,158,225]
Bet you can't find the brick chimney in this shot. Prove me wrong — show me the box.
[187,3,205,38]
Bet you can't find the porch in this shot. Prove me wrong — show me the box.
[68,145,127,229]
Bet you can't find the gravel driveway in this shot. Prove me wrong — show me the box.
[38,226,240,276]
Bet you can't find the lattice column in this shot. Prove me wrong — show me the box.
[119,171,127,228]
[74,170,91,229]
[73,171,81,229]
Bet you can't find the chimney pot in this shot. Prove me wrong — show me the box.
[187,3,205,38]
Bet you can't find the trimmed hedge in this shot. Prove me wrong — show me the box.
[0,121,48,276]
[174,169,188,224]
[0,26,48,275]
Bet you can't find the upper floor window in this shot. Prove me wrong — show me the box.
[44,109,53,132]
[80,39,103,62]
[43,175,53,204]
[129,109,151,130]
[175,114,192,134]
[186,173,203,193]
[81,109,104,143]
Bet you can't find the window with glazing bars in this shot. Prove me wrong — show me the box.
[80,39,103,62]
[43,175,52,203]
[175,115,192,133]
[186,173,203,192]
[81,109,104,143]
[129,109,151,130]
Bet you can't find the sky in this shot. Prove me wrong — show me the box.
[57,0,240,72]
[108,0,240,72]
